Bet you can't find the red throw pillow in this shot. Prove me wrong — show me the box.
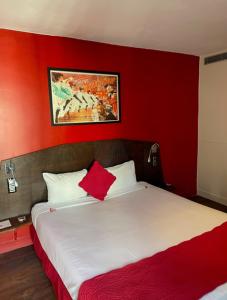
[79,161,116,201]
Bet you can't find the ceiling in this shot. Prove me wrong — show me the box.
[1,0,227,56]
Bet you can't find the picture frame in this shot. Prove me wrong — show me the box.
[48,68,121,125]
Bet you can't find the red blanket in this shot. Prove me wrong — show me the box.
[78,221,227,300]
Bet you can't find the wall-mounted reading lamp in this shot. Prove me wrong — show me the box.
[147,143,159,167]
[5,161,18,193]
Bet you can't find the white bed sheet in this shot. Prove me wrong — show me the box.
[32,183,227,300]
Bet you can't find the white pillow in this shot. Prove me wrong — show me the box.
[43,169,87,203]
[106,160,137,195]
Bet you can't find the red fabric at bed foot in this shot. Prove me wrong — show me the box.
[78,221,227,300]
[30,225,72,300]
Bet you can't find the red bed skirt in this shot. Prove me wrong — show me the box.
[30,225,72,300]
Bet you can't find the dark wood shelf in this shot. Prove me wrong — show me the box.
[0,214,31,232]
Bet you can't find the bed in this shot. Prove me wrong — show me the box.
[31,181,227,300]
[2,139,227,299]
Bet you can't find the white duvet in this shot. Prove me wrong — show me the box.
[31,183,227,300]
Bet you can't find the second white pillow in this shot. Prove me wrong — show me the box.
[106,160,137,196]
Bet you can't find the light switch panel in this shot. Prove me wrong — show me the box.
[7,178,17,193]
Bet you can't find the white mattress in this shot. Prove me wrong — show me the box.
[31,183,227,300]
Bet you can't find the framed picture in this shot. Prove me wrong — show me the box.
[48,68,121,125]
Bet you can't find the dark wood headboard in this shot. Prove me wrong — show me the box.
[0,139,164,219]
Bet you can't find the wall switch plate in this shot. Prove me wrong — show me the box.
[7,178,17,193]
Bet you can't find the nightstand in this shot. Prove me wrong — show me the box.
[163,183,176,193]
[0,214,33,254]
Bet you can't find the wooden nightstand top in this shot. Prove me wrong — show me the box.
[0,214,31,233]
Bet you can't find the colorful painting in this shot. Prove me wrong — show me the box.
[48,68,120,125]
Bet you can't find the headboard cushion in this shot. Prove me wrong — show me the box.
[0,139,164,219]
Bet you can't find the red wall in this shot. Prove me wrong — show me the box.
[0,29,199,197]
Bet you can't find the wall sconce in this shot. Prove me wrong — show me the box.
[147,143,159,167]
[5,161,18,193]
